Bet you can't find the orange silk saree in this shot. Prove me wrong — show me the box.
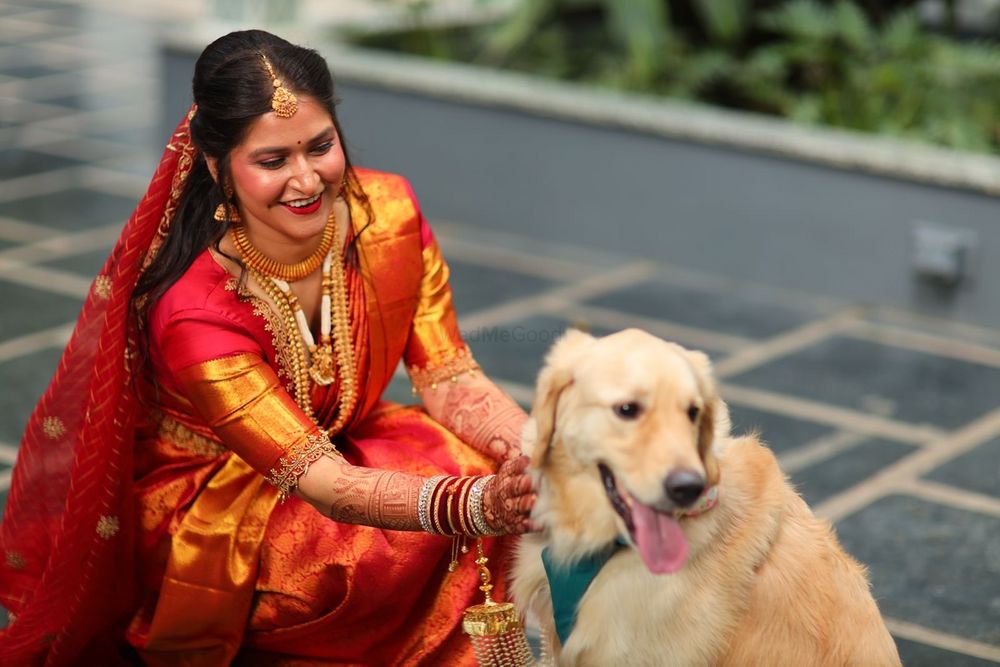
[129,170,509,665]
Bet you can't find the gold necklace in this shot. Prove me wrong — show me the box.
[232,208,336,282]
[245,218,358,434]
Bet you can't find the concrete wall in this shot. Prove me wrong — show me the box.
[162,44,1000,329]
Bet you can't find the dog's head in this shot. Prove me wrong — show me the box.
[525,328,728,574]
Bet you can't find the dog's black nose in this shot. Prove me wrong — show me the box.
[664,469,705,508]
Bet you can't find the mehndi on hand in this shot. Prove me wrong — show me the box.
[481,455,537,535]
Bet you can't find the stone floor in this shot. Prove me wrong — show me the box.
[2,1,1000,664]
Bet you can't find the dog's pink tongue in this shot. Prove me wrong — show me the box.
[631,502,688,574]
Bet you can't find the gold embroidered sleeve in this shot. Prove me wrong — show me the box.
[173,352,341,498]
[403,224,469,375]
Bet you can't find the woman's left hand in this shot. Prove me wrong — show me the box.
[482,455,538,535]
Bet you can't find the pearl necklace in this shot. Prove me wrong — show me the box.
[239,209,358,434]
[232,208,336,282]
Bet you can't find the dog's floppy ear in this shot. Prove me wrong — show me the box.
[683,349,723,487]
[529,329,595,467]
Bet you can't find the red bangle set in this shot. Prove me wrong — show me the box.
[425,475,488,538]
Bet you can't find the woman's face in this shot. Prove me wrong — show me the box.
[227,96,346,253]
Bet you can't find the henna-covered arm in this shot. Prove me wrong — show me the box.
[294,451,537,534]
[295,455,424,530]
[419,370,528,463]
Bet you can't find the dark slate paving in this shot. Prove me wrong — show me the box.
[728,336,1000,430]
[895,637,1000,667]
[44,89,135,112]
[925,437,1000,500]
[836,495,1000,645]
[727,404,834,454]
[0,63,65,79]
[790,438,915,506]
[467,314,617,387]
[0,279,82,342]
[87,124,164,150]
[0,5,36,18]
[585,277,828,339]
[23,5,85,28]
[0,149,84,179]
[0,348,61,444]
[0,187,135,230]
[38,245,112,278]
[446,258,561,317]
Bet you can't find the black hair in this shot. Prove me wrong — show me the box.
[132,29,370,324]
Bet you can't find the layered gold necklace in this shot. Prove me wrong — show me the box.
[231,211,336,282]
[232,207,357,433]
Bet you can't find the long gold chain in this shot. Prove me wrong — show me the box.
[232,208,336,282]
[240,210,358,434]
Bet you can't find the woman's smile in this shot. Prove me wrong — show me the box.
[282,191,323,215]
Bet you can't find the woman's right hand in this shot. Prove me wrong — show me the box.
[482,455,538,535]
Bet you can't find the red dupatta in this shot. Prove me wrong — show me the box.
[0,110,199,665]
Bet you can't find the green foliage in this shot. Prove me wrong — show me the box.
[356,0,1000,153]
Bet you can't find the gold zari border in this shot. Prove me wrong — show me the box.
[159,413,227,457]
[268,432,342,500]
[407,346,480,393]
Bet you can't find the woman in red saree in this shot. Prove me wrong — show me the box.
[0,30,535,665]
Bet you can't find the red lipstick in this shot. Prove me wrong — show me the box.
[282,193,322,216]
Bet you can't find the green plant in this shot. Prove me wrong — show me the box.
[741,1,1000,150]
[353,0,1000,153]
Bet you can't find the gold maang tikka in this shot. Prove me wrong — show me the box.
[259,53,298,118]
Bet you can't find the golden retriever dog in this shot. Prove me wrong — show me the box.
[512,329,900,666]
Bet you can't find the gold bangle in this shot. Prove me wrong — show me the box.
[444,479,460,536]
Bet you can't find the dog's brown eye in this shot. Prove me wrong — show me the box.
[614,402,642,420]
[687,405,700,422]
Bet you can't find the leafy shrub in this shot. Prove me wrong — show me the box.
[354,0,1000,153]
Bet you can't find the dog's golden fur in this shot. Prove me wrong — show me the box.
[512,329,900,666]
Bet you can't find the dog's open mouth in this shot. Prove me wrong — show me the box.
[598,463,689,575]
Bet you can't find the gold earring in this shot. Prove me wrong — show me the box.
[213,186,241,223]
[213,203,227,222]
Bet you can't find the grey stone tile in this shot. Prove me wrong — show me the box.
[727,404,834,454]
[836,495,1000,645]
[0,63,64,79]
[0,347,61,444]
[446,258,561,316]
[728,336,1000,430]
[894,638,1000,667]
[94,149,160,179]
[38,245,111,278]
[24,5,85,28]
[0,187,134,230]
[0,5,36,18]
[0,149,83,179]
[0,278,82,341]
[925,437,1000,500]
[585,277,829,339]
[87,124,162,150]
[790,438,915,506]
[466,314,613,387]
[44,89,135,112]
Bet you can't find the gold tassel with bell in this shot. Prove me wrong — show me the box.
[462,540,535,667]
